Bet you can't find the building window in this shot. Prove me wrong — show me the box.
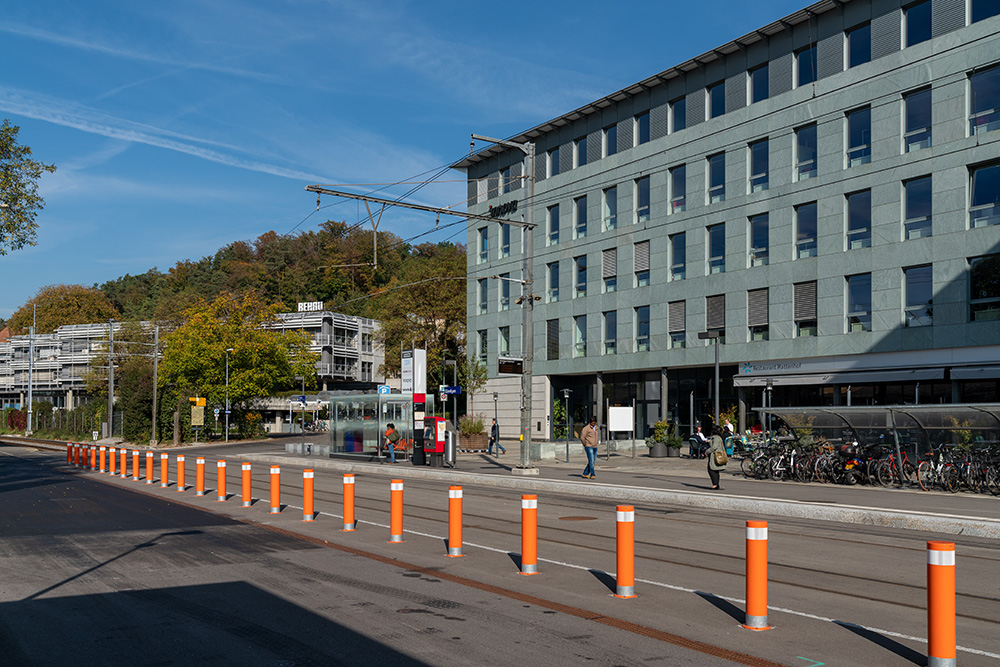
[669,300,686,348]
[794,281,818,337]
[904,176,932,239]
[635,176,650,223]
[904,88,932,152]
[478,227,488,264]
[795,124,818,181]
[478,278,488,315]
[574,315,587,358]
[575,255,587,298]
[973,0,1000,22]
[635,112,650,145]
[796,44,818,87]
[846,107,871,167]
[603,186,618,231]
[547,262,559,303]
[603,310,617,355]
[847,190,872,249]
[670,232,686,281]
[707,152,726,203]
[547,204,560,246]
[749,63,769,104]
[708,81,726,119]
[749,214,769,267]
[670,97,686,133]
[547,147,560,177]
[604,124,618,157]
[476,177,487,204]
[970,65,1000,135]
[635,306,650,352]
[847,273,872,332]
[970,254,1000,321]
[502,167,512,194]
[847,22,871,68]
[904,265,933,327]
[795,202,818,258]
[546,319,559,361]
[634,240,650,287]
[575,136,588,168]
[574,195,587,239]
[749,139,769,192]
[748,288,769,341]
[970,163,1000,228]
[499,326,510,355]
[670,164,686,213]
[603,248,617,293]
[706,294,726,344]
[905,1,932,47]
[708,223,725,274]
[479,329,488,363]
[499,273,510,311]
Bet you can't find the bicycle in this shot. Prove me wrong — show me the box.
[917,444,959,493]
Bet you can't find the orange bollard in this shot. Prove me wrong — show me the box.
[67,443,72,465]
[302,469,315,521]
[269,465,281,513]
[99,446,106,473]
[119,448,127,478]
[195,457,206,496]
[341,474,356,531]
[132,450,140,481]
[160,452,169,487]
[145,451,154,484]
[176,455,185,491]
[520,494,539,575]
[446,486,464,557]
[743,520,771,630]
[216,460,227,502]
[388,479,404,543]
[241,462,251,507]
[614,505,637,598]
[109,447,117,475]
[71,443,76,466]
[89,445,97,470]
[927,541,956,667]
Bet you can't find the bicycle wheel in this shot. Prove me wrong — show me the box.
[901,461,917,487]
[741,457,755,479]
[942,465,959,493]
[917,461,933,491]
[815,455,833,484]
[875,460,894,487]
[796,456,814,483]
[986,465,1000,496]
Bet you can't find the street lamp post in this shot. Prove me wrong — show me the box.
[562,388,572,463]
[698,331,721,428]
[225,348,234,443]
[444,359,457,426]
[294,375,306,450]
[493,391,498,426]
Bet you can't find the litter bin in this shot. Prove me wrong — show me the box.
[444,430,457,468]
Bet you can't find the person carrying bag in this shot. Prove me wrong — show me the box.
[706,426,728,490]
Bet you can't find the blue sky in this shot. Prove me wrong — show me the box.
[0,0,806,319]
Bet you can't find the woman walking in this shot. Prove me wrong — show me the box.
[706,426,728,490]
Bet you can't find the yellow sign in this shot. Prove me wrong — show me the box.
[188,397,206,407]
[191,406,205,426]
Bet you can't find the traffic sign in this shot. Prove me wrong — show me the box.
[293,395,306,403]
[214,408,220,416]
[439,385,462,395]
[377,384,391,394]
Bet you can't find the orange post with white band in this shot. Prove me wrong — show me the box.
[927,541,956,667]
[447,486,464,557]
[89,445,97,470]
[216,460,227,502]
[302,469,315,521]
[742,520,771,630]
[159,452,169,487]
[342,474,356,531]
[176,455,185,491]
[388,479,404,543]
[269,465,280,513]
[132,450,140,481]
[614,505,637,598]
[241,462,251,507]
[119,448,127,478]
[145,451,154,484]
[195,457,206,496]
[99,446,106,473]
[520,495,538,575]
[109,447,116,475]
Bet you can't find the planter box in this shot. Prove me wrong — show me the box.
[647,441,668,458]
[460,433,489,450]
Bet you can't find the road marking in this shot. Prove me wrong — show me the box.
[796,659,824,667]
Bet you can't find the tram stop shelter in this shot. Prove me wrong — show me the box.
[325,392,437,461]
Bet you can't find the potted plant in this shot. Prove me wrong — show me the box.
[646,420,676,458]
[458,413,488,450]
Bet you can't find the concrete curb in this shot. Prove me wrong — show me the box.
[243,453,1000,540]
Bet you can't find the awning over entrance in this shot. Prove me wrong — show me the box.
[734,367,944,387]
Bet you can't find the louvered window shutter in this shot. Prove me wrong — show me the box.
[547,319,560,360]
[603,248,617,278]
[794,281,817,321]
[747,288,769,327]
[706,294,726,330]
[634,241,650,273]
[669,300,686,333]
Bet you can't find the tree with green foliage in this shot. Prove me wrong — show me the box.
[8,284,120,335]
[0,119,56,255]
[158,290,318,439]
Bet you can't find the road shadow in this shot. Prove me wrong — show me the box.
[588,569,616,594]
[679,482,717,491]
[834,621,924,665]
[695,591,744,624]
[507,552,522,570]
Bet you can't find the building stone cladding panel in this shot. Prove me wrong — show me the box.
[931,0,965,38]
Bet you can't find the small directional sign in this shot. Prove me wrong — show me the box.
[293,395,306,403]
[438,385,462,395]
[377,384,391,394]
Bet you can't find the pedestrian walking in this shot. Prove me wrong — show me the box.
[488,418,505,455]
[706,426,728,490]
[581,417,599,479]
[384,423,401,464]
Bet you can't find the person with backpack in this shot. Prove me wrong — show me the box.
[384,423,402,464]
[706,425,728,490]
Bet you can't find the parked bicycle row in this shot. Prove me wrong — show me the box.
[734,438,1000,494]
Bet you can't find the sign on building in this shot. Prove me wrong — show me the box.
[297,301,324,312]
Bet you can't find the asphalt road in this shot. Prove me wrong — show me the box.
[3,443,1000,666]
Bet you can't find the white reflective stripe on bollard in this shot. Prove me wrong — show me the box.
[522,498,537,509]
[242,463,251,471]
[928,550,955,567]
[344,475,355,484]
[747,526,768,541]
[616,510,634,522]
[304,471,314,479]
[448,488,462,499]
[391,482,403,491]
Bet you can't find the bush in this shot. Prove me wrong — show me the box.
[458,414,485,436]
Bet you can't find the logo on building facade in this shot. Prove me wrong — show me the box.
[488,200,518,219]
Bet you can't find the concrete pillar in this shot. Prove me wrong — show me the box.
[595,372,604,426]
[951,380,961,403]
[660,367,668,429]
[738,387,747,433]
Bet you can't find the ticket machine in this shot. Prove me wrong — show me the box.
[423,416,447,467]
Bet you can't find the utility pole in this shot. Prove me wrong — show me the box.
[26,305,35,434]
[150,325,159,446]
[107,320,114,439]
